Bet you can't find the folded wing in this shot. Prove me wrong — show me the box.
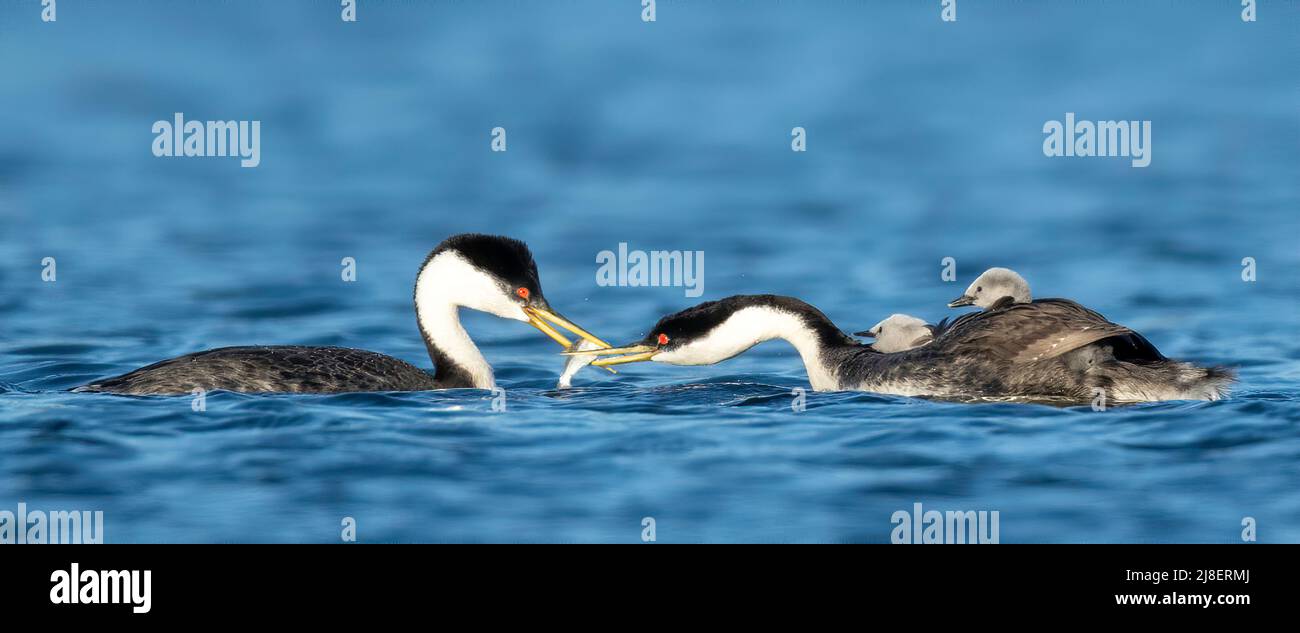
[932,299,1160,364]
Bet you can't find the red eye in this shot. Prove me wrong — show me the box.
[657,333,669,346]
[516,287,529,300]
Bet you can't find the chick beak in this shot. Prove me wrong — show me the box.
[947,295,975,308]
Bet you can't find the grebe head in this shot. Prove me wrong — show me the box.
[853,313,932,353]
[948,267,1031,309]
[558,299,736,366]
[416,234,606,349]
[568,295,850,370]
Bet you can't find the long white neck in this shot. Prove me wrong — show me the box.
[661,306,841,391]
[413,253,502,389]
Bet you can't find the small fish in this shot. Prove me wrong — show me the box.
[557,340,604,389]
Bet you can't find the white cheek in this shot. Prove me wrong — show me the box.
[485,294,531,322]
[464,287,524,320]
[652,344,714,365]
[417,252,529,321]
[506,306,532,322]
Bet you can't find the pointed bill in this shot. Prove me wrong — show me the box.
[526,313,616,374]
[590,350,658,367]
[561,343,656,357]
[526,306,611,349]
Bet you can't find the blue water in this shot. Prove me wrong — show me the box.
[1,1,1297,543]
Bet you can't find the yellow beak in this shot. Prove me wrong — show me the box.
[525,306,612,348]
[524,306,618,374]
[561,343,659,367]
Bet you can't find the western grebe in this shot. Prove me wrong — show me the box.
[76,234,610,395]
[572,294,1234,402]
[853,314,934,353]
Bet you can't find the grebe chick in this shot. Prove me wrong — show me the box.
[853,314,934,353]
[948,267,1031,310]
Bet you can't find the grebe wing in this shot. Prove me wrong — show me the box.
[77,346,439,394]
[934,299,1135,363]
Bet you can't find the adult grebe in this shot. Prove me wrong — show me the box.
[571,294,1234,403]
[76,234,609,395]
